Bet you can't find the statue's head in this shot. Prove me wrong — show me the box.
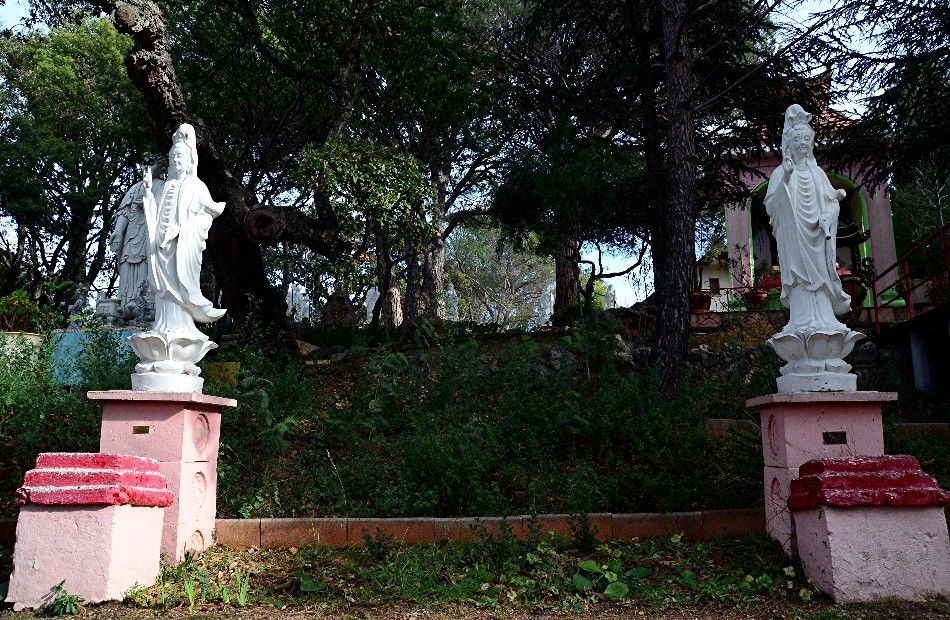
[781,104,815,162]
[168,123,199,178]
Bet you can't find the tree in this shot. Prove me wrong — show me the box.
[297,136,431,335]
[0,17,150,304]
[446,226,555,329]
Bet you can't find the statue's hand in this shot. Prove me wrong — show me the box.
[836,188,846,201]
[782,157,794,180]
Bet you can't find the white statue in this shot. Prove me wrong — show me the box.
[604,285,616,310]
[445,283,459,321]
[128,124,226,392]
[365,287,379,323]
[766,104,863,392]
[110,163,155,319]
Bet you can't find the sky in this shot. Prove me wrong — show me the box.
[0,1,28,29]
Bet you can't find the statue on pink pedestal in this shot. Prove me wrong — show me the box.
[766,105,864,392]
[129,124,226,392]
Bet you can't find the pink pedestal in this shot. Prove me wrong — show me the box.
[790,456,950,602]
[746,391,896,555]
[5,454,171,610]
[88,391,237,563]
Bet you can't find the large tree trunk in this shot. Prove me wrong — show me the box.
[657,0,698,392]
[97,0,341,345]
[421,161,449,319]
[552,234,581,325]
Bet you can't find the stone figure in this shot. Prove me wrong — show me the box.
[604,285,616,310]
[110,165,155,316]
[445,283,459,322]
[365,287,380,323]
[128,123,227,392]
[765,104,863,392]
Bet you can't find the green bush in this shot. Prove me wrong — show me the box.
[0,322,136,515]
[211,324,764,518]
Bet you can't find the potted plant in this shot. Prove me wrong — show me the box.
[0,289,44,348]
[741,262,779,309]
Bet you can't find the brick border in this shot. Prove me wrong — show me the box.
[4,508,948,551]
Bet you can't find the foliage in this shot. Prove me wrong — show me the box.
[46,581,82,616]
[119,535,824,612]
[0,321,134,516]
[446,226,555,329]
[206,322,768,519]
[0,17,151,300]
[0,289,42,332]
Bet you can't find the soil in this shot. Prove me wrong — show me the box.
[1,599,949,620]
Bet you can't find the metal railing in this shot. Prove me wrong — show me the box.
[871,223,950,335]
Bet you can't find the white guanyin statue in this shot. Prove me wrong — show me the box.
[766,104,864,392]
[128,123,226,392]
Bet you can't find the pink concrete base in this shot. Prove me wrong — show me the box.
[794,506,950,602]
[5,504,163,610]
[159,461,217,526]
[88,391,236,564]
[162,518,215,563]
[747,392,894,470]
[89,390,235,463]
[764,466,798,556]
[158,461,217,563]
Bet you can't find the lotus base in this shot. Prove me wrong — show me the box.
[776,372,857,393]
[131,371,204,392]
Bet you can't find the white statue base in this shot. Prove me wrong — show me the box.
[770,329,864,393]
[131,371,204,392]
[129,330,216,394]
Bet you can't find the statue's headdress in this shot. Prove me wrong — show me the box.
[170,123,199,176]
[780,104,815,159]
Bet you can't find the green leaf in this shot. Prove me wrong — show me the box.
[625,567,652,579]
[603,581,629,600]
[578,559,602,573]
[295,571,322,593]
[572,573,593,591]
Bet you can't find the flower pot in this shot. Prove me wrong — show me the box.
[742,289,769,309]
[690,291,712,313]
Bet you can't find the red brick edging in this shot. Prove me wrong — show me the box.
[217,509,767,549]
[3,508,948,550]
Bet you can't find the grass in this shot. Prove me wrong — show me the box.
[3,534,949,618]
[122,534,822,612]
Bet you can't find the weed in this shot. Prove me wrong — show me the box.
[236,568,251,606]
[46,581,81,616]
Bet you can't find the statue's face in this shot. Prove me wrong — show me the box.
[169,144,191,177]
[791,129,812,159]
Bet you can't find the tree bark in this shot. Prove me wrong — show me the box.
[96,0,343,343]
[657,0,698,392]
[552,234,581,325]
[421,161,449,319]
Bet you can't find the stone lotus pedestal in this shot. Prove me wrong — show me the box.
[88,390,237,563]
[746,391,896,555]
[5,453,172,610]
[789,455,950,602]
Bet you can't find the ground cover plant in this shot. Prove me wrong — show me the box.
[204,320,770,519]
[2,532,947,618]
[100,534,830,613]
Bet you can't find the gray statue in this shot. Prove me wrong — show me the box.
[111,164,155,318]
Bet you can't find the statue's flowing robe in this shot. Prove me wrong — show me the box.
[145,175,224,327]
[765,161,851,319]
